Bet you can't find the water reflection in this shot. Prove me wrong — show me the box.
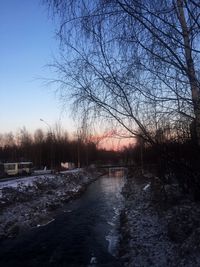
[108,167,127,178]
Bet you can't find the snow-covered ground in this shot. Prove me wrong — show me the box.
[0,174,53,190]
[119,170,200,267]
[0,169,99,240]
[0,168,81,190]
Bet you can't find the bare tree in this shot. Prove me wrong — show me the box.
[2,132,16,148]
[45,0,200,146]
[34,129,45,144]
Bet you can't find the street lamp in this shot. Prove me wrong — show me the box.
[40,118,54,171]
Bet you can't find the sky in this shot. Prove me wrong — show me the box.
[0,0,133,150]
[0,0,75,135]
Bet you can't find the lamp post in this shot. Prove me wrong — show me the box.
[40,119,54,171]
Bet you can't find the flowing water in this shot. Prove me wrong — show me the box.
[0,169,125,267]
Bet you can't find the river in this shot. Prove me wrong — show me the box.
[0,169,125,267]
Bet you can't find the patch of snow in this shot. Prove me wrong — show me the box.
[90,257,97,263]
[37,218,55,227]
[107,221,115,227]
[143,183,150,191]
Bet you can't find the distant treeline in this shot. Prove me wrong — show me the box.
[1,126,200,200]
[0,128,120,169]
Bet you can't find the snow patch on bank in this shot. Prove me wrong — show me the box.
[0,174,55,189]
[120,173,176,266]
[120,171,200,266]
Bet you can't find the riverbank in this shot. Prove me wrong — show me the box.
[119,169,200,266]
[0,168,99,240]
[0,170,125,267]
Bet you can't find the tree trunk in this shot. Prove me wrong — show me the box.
[177,0,200,145]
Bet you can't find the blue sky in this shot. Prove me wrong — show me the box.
[0,0,75,135]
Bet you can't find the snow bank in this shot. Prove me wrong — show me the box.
[0,174,54,189]
[119,170,200,266]
[119,171,176,266]
[0,169,99,240]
